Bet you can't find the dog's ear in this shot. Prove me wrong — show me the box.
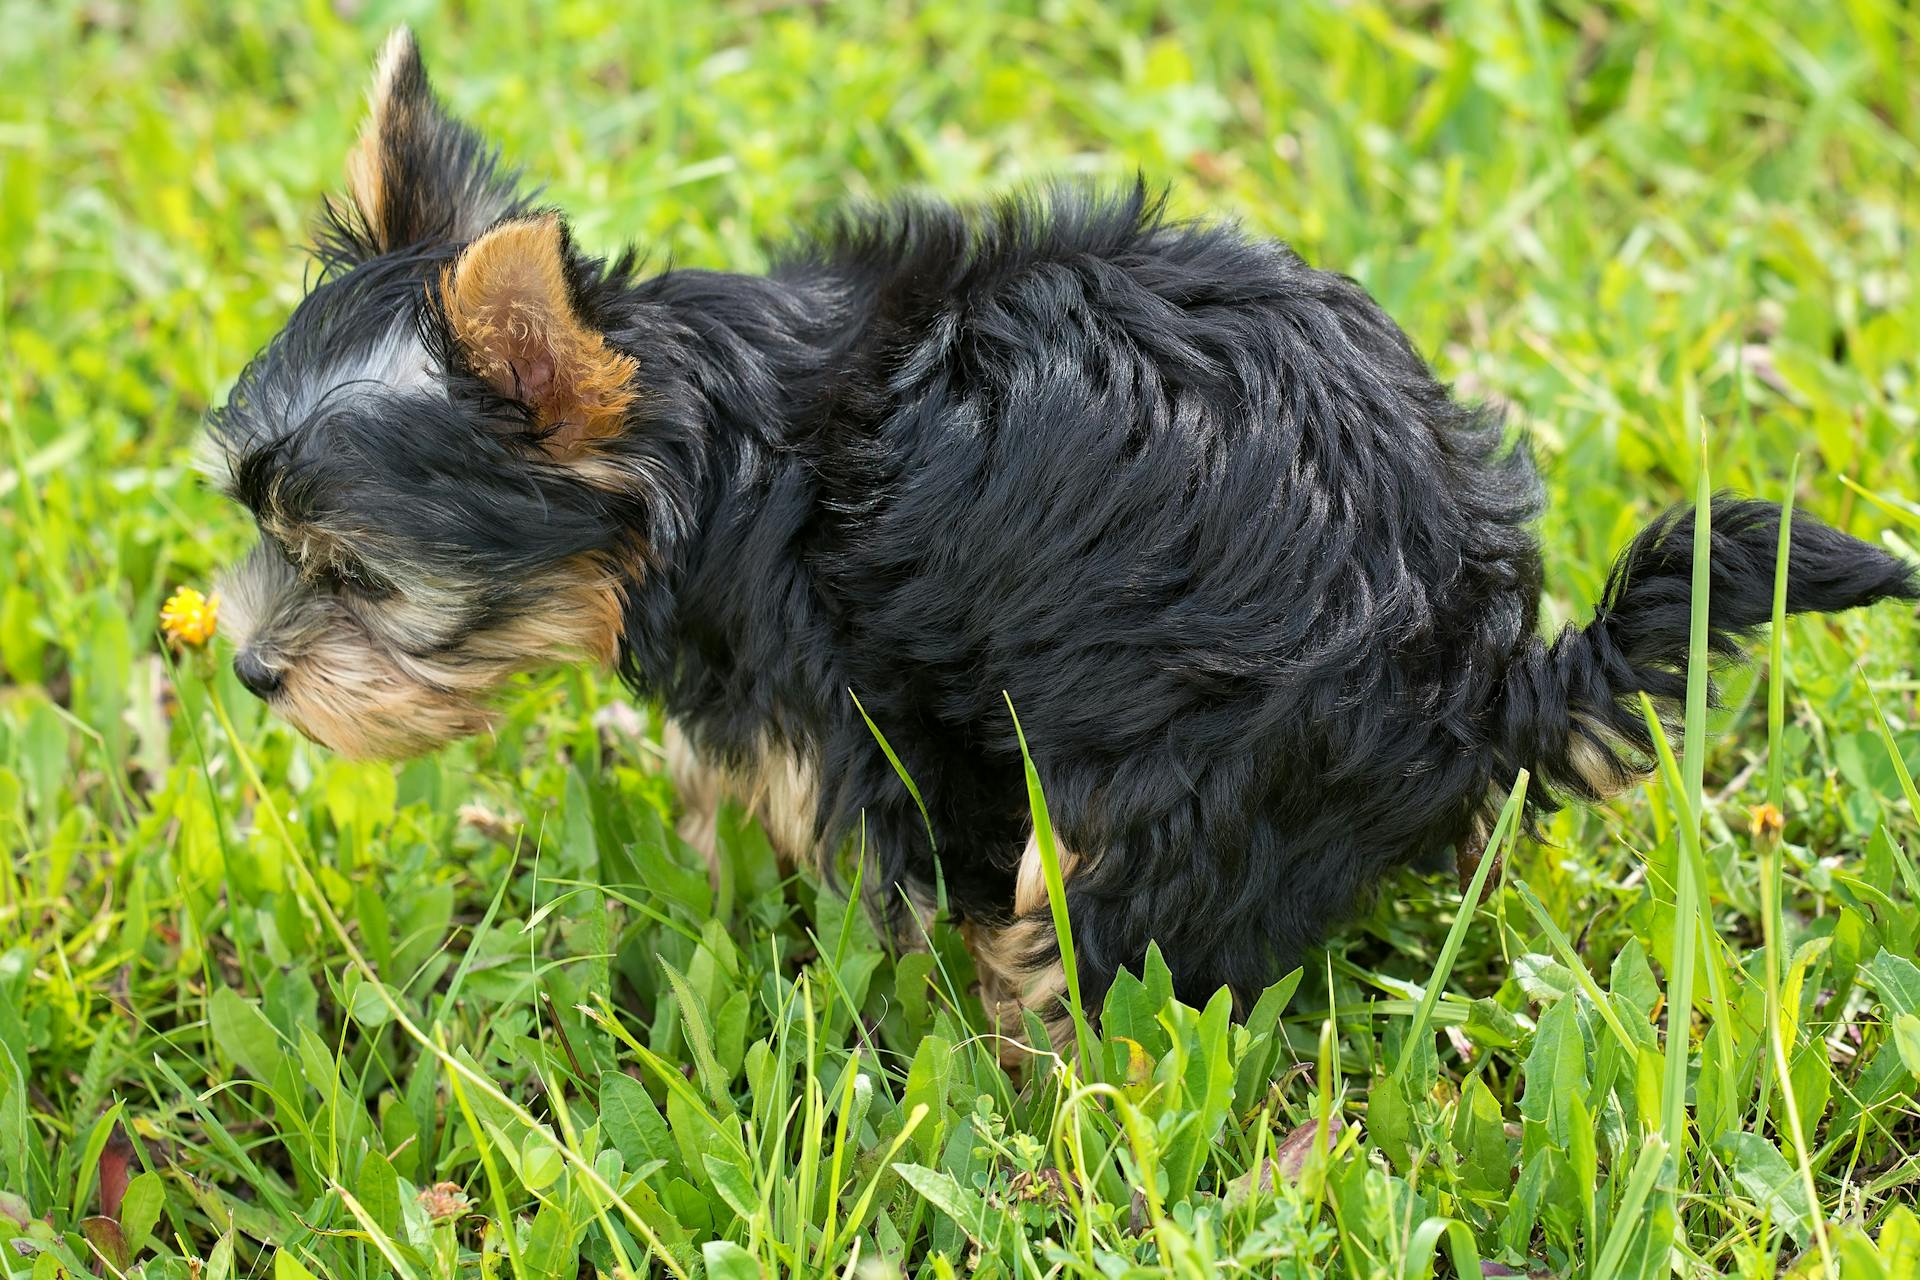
[342,28,524,254]
[441,214,638,451]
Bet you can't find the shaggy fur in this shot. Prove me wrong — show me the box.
[206,30,1919,1046]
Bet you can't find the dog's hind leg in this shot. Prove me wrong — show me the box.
[965,806,1311,1067]
[962,830,1086,1065]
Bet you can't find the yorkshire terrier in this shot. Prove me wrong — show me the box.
[207,30,1917,1052]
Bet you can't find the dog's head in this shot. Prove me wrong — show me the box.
[205,30,663,759]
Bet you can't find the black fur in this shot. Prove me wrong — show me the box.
[209,39,1919,1023]
[610,188,1916,1006]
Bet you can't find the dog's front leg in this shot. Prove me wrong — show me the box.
[663,720,824,885]
[663,719,728,884]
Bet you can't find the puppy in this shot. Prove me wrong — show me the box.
[205,30,1918,1052]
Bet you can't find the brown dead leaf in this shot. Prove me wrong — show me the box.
[1225,1113,1348,1204]
[1272,1112,1346,1180]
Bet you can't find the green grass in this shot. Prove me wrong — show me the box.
[4,1,1920,1275]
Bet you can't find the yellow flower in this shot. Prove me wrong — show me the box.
[160,585,220,649]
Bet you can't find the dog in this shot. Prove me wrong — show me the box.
[204,29,1918,1054]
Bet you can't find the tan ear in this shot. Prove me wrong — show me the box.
[441,214,639,449]
[345,27,522,253]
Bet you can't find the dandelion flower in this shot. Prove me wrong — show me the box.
[160,586,219,649]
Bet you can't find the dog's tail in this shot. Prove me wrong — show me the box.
[1496,496,1917,809]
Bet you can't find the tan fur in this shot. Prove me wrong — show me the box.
[441,216,639,451]
[965,915,1074,1066]
[1012,829,1081,915]
[220,579,491,760]
[220,549,627,760]
[458,564,627,670]
[276,632,493,761]
[741,743,822,864]
[344,28,519,250]
[259,516,357,586]
[965,830,1085,1065]
[894,883,942,951]
[664,720,725,879]
[1566,714,1639,798]
[663,721,823,881]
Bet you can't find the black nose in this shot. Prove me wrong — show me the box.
[233,651,283,700]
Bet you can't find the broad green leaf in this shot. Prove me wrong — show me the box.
[1893,1014,1920,1080]
[1460,996,1523,1048]
[273,1251,321,1280]
[119,1170,165,1254]
[1100,964,1167,1057]
[1452,1074,1509,1195]
[1498,1146,1557,1256]
[1862,949,1920,1017]
[323,759,398,835]
[523,1201,576,1279]
[1609,938,1660,1020]
[1368,1073,1414,1172]
[1879,1206,1919,1280]
[893,1161,987,1243]
[1520,996,1587,1146]
[355,1149,402,1239]
[903,1034,953,1162]
[206,1232,235,1280]
[702,1151,759,1224]
[893,951,938,1029]
[520,1131,563,1192]
[1777,1044,1832,1156]
[1162,986,1236,1204]
[348,978,393,1029]
[209,988,283,1084]
[1717,1131,1814,1246]
[1514,952,1578,1002]
[1569,1090,1599,1247]
[702,1241,764,1280]
[712,989,749,1078]
[599,1072,675,1170]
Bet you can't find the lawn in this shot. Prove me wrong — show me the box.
[4,1,1920,1276]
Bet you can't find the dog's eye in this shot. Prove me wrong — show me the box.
[317,558,394,599]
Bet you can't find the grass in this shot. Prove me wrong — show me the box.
[4,0,1920,1275]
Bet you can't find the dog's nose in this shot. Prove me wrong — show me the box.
[233,651,283,700]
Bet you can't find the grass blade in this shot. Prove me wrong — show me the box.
[1003,693,1094,1073]
[1755,455,1835,1272]
[1591,1135,1671,1280]
[850,688,936,853]
[1683,421,1712,817]
[1393,770,1529,1087]
[1766,455,1800,811]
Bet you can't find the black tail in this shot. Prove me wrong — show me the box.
[1499,496,1918,809]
